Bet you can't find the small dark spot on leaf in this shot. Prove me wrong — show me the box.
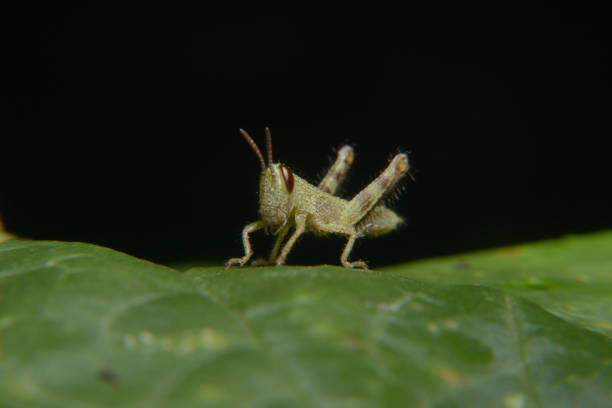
[98,369,118,385]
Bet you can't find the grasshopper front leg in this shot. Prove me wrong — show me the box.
[225,220,265,269]
[274,213,307,266]
[268,224,291,264]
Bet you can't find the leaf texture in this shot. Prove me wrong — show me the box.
[1,234,611,407]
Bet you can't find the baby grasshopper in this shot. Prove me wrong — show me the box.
[226,127,410,269]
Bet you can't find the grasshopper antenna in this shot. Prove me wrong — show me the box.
[265,127,274,167]
[239,128,267,170]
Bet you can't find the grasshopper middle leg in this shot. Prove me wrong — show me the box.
[318,145,354,195]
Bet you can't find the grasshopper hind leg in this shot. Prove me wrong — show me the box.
[340,223,377,269]
[318,145,354,195]
[311,219,369,269]
[340,232,368,269]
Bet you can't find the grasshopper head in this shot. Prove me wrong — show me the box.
[259,163,294,228]
[239,127,295,230]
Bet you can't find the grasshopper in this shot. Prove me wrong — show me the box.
[226,127,411,269]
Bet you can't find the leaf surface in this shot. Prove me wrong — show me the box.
[384,231,612,337]
[1,234,611,407]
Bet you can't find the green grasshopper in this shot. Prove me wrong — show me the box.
[226,127,410,269]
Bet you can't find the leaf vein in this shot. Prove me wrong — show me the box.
[503,295,542,408]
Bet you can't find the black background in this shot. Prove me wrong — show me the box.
[4,5,611,267]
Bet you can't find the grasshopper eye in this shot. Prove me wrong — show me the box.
[279,164,294,193]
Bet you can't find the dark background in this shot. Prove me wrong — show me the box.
[4,5,610,267]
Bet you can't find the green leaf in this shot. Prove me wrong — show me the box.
[1,234,611,407]
[383,230,612,338]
